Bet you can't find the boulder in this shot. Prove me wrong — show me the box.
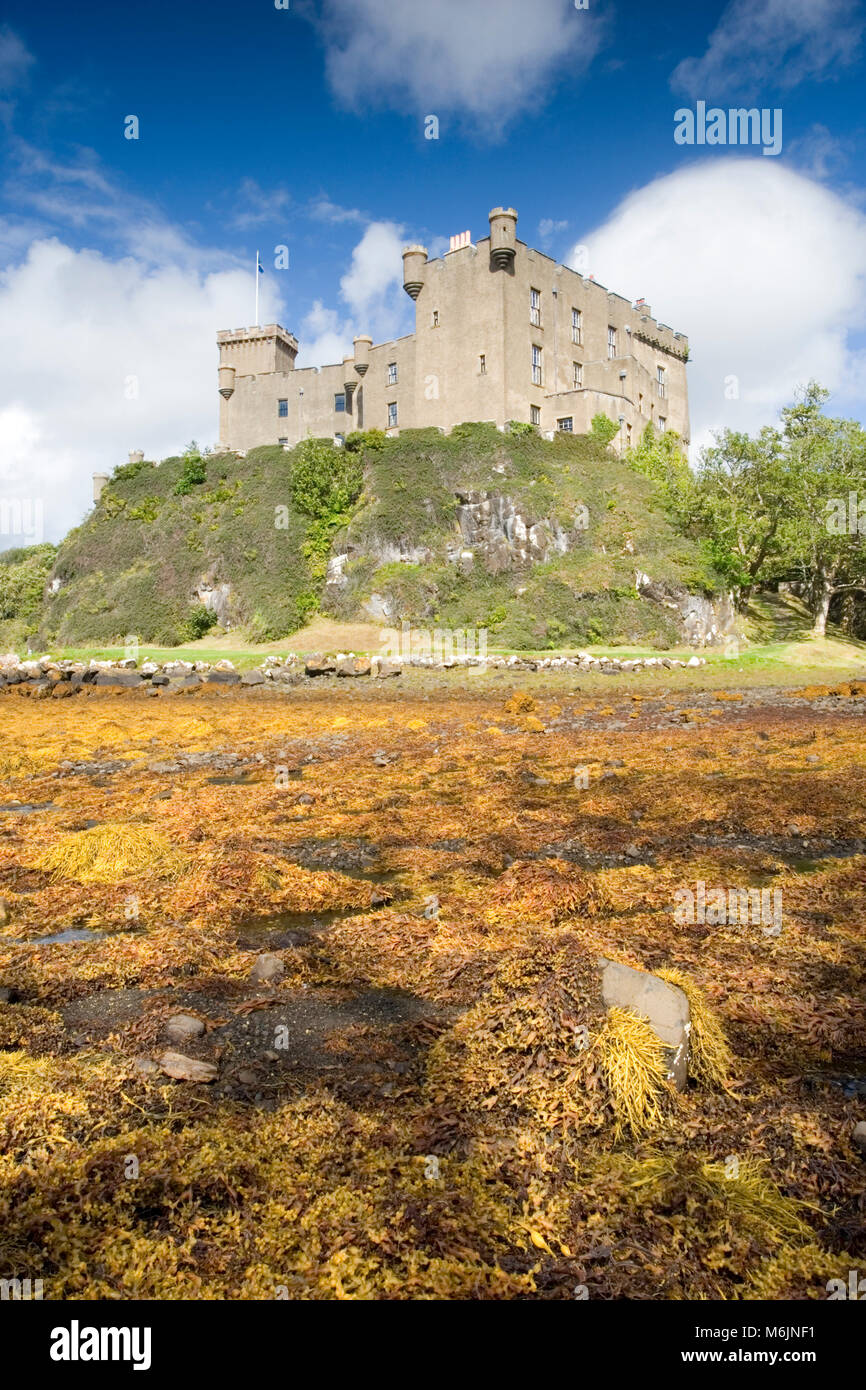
[853,1121,866,1156]
[158,1051,218,1083]
[202,670,241,685]
[94,671,143,688]
[305,655,336,676]
[598,956,690,1090]
[336,656,372,678]
[164,676,201,693]
[373,659,402,679]
[240,669,266,686]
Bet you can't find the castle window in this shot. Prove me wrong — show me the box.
[639,392,644,411]
[607,326,617,359]
[432,310,439,327]
[335,393,346,412]
[571,308,582,345]
[573,362,582,389]
[278,399,288,417]
[658,416,667,431]
[530,288,541,326]
[278,438,288,445]
[657,366,666,398]
[531,344,542,386]
[530,405,541,426]
[387,362,398,385]
[557,417,574,432]
[388,402,398,428]
[479,354,486,374]
[334,434,345,447]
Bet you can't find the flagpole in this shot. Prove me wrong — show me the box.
[255,251,260,327]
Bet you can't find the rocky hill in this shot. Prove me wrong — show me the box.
[21,423,730,650]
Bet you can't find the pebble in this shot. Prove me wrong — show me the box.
[250,953,285,983]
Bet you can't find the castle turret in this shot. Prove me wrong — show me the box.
[342,356,357,404]
[92,472,110,502]
[353,335,372,376]
[488,207,518,270]
[402,245,428,300]
[218,364,236,399]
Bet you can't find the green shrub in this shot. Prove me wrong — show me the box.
[591,414,620,446]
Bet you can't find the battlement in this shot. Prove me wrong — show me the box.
[217,325,299,378]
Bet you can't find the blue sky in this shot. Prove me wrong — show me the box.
[1,0,865,543]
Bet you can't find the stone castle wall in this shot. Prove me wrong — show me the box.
[216,208,689,453]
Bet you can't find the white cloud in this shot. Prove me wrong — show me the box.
[568,159,866,454]
[0,205,414,545]
[787,123,854,181]
[307,196,366,225]
[0,26,34,89]
[339,220,412,341]
[4,140,239,274]
[538,217,569,248]
[229,178,292,230]
[295,300,352,368]
[0,238,274,545]
[311,0,604,129]
[672,0,864,98]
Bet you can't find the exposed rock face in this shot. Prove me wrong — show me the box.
[597,956,691,1090]
[451,490,583,574]
[635,572,735,647]
[194,569,234,628]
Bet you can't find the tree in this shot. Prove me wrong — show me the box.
[692,424,794,601]
[626,424,697,530]
[777,386,866,636]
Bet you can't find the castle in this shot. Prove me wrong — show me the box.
[216,207,689,453]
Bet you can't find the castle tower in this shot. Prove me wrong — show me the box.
[216,324,299,449]
[488,207,517,269]
[216,324,299,380]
